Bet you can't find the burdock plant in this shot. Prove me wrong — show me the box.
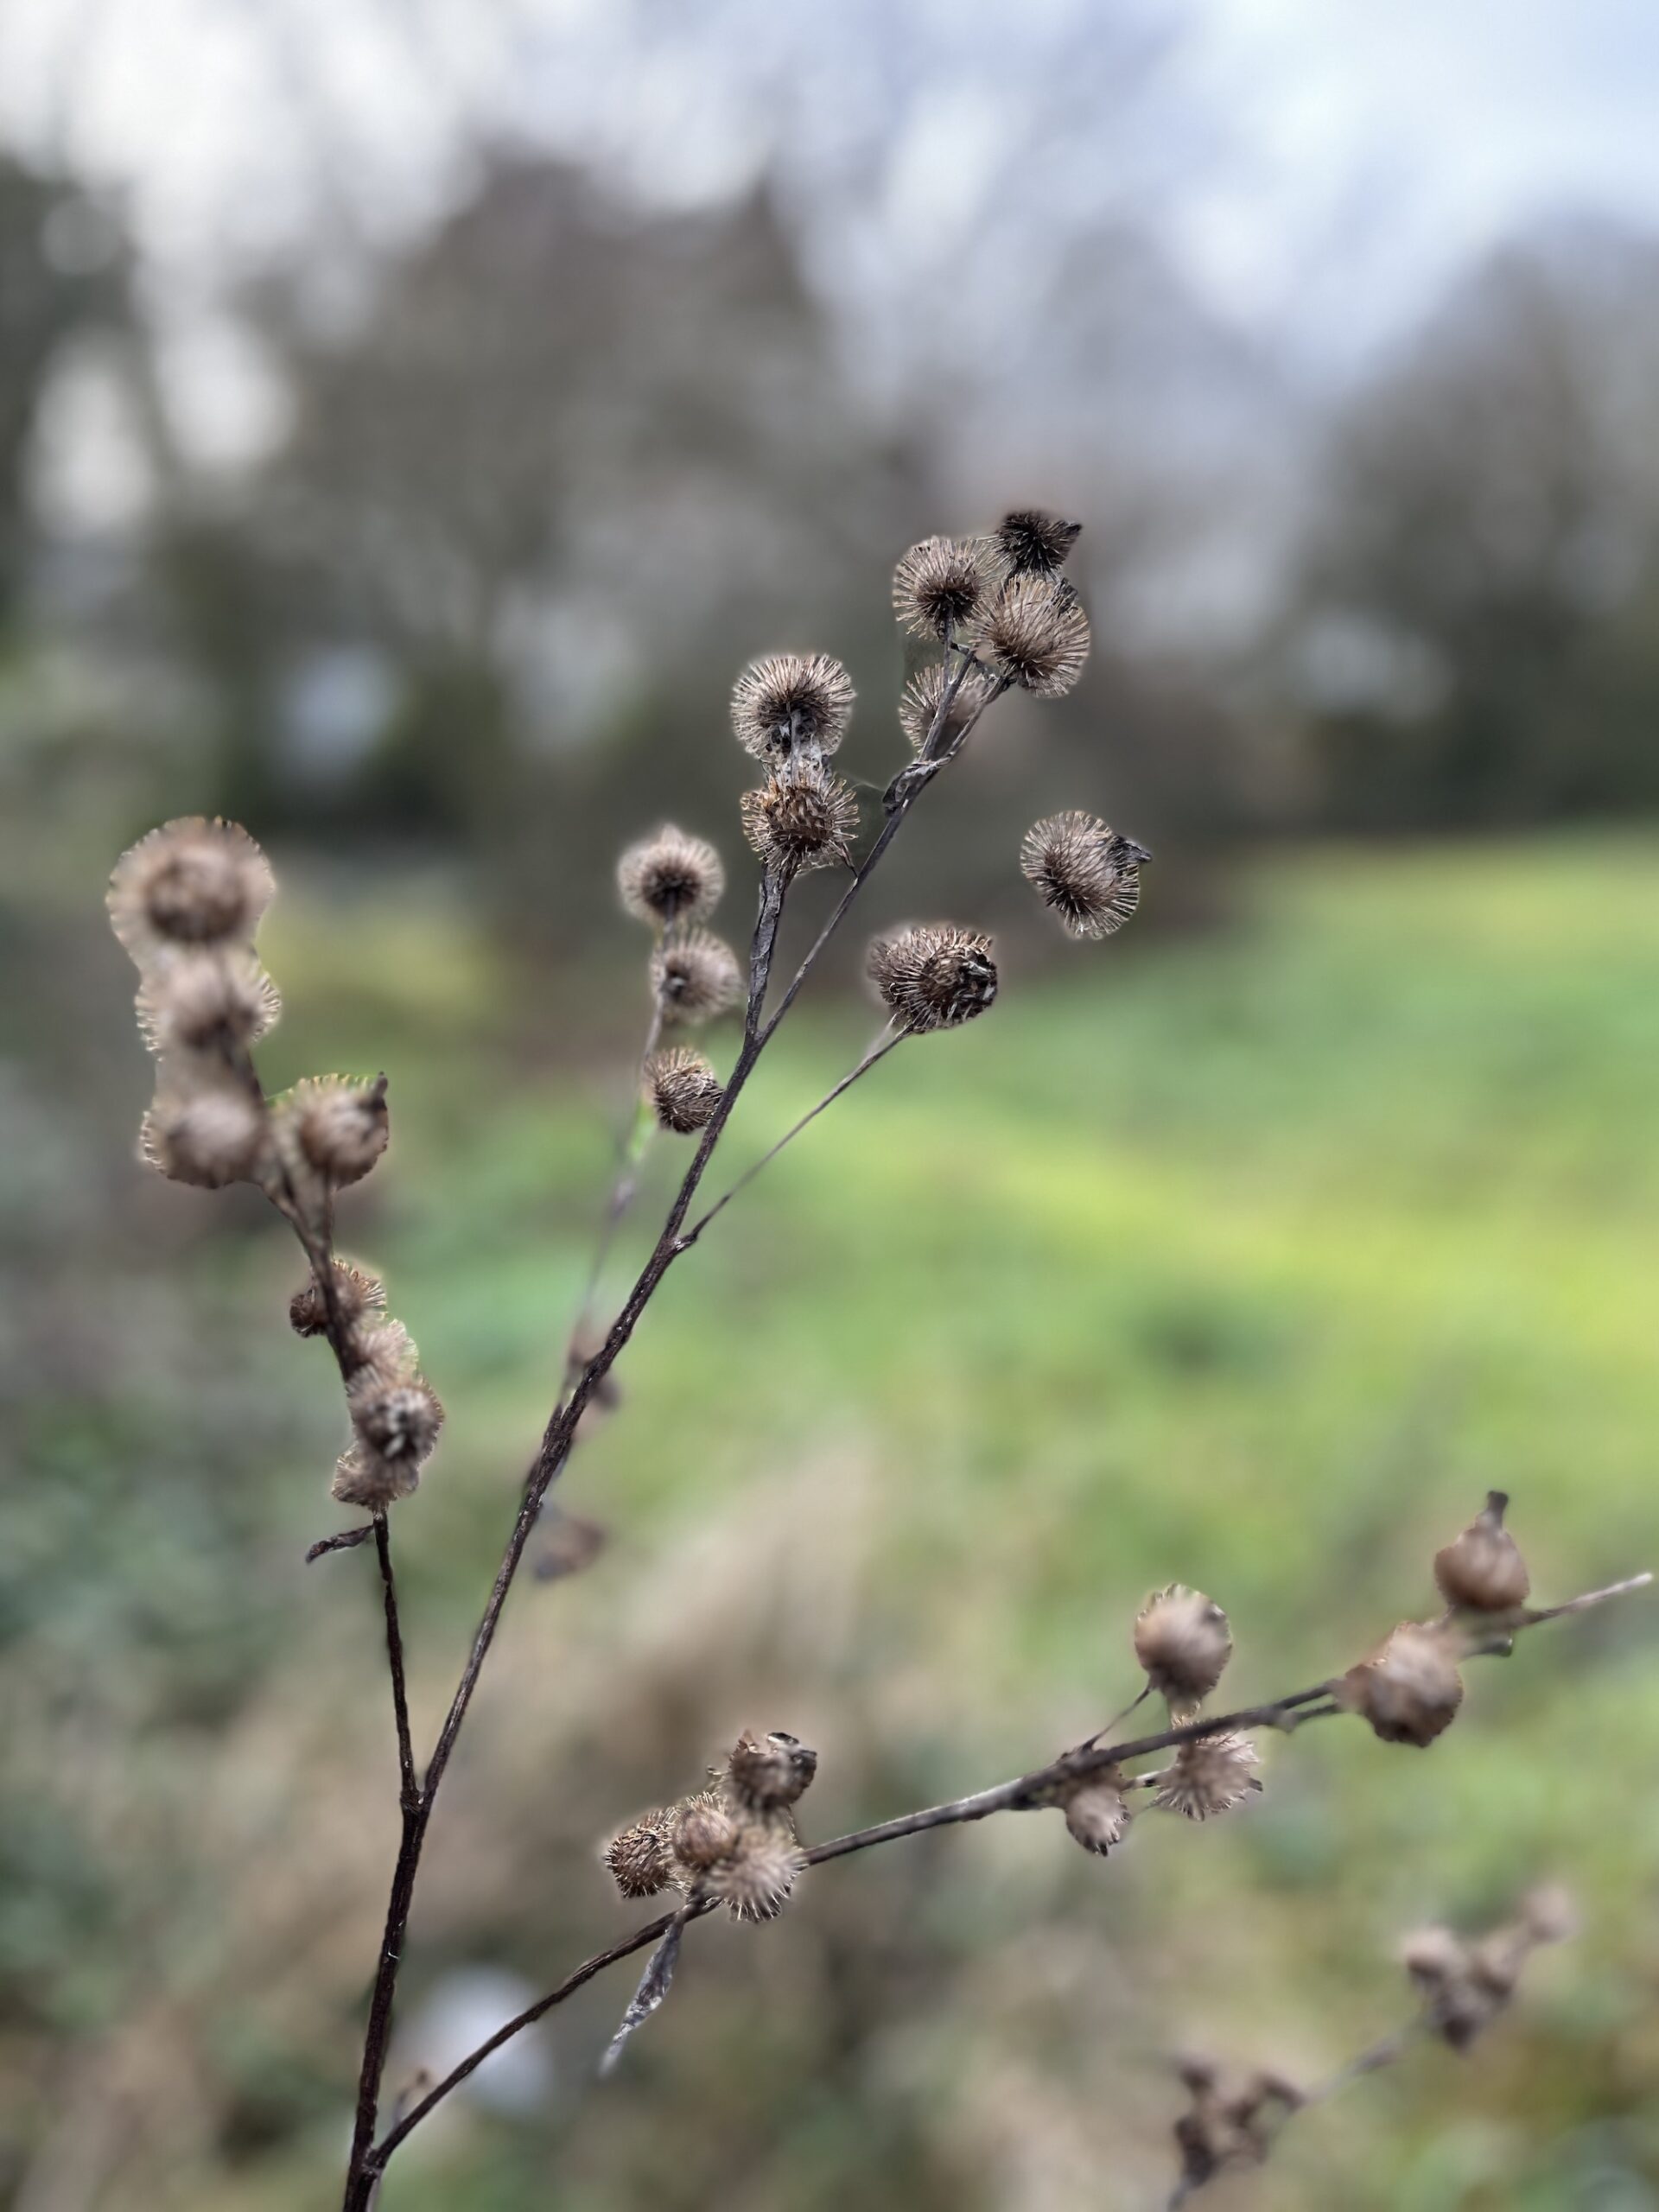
[106,515,1649,2209]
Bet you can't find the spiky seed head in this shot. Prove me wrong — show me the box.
[644,1046,723,1135]
[741,763,859,876]
[289,1260,385,1339]
[731,652,855,761]
[650,929,742,1025]
[136,951,282,1055]
[672,1798,740,1872]
[331,1442,418,1510]
[617,825,725,929]
[140,1086,267,1188]
[1152,1732,1262,1821]
[867,924,998,1034]
[891,534,996,639]
[347,1371,444,1465]
[897,661,995,756]
[108,817,276,962]
[1434,1491,1531,1613]
[1338,1621,1465,1747]
[980,576,1090,696]
[1060,1771,1132,1856]
[1134,1585,1233,1715]
[708,1823,805,1922]
[291,1075,390,1185]
[353,1319,421,1384]
[1020,813,1150,940]
[603,1812,676,1900]
[995,508,1083,578]
[725,1730,817,1814]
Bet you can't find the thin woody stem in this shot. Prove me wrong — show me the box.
[372,1514,418,1813]
[565,1001,664,1362]
[362,1568,1648,2177]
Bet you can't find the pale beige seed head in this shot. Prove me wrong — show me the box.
[331,1442,419,1510]
[1020,813,1150,941]
[730,652,855,761]
[602,1812,676,1900]
[1338,1621,1465,1747]
[289,1260,385,1339]
[1151,1732,1262,1821]
[867,924,997,1034]
[726,1730,817,1814]
[897,661,995,756]
[617,825,725,929]
[707,1823,805,1922]
[136,950,282,1055]
[1433,1491,1531,1612]
[672,1798,740,1872]
[644,1046,723,1134]
[891,534,996,639]
[1134,1585,1233,1713]
[291,1075,390,1186]
[741,763,859,876]
[650,929,742,1025]
[980,576,1090,697]
[347,1370,443,1468]
[108,817,276,962]
[140,1085,267,1189]
[1060,1771,1132,1857]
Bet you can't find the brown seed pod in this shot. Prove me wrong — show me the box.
[650,929,743,1026]
[868,924,998,1034]
[140,1086,268,1189]
[979,575,1090,696]
[1434,1491,1531,1612]
[108,817,276,961]
[1020,812,1150,940]
[897,660,996,756]
[730,652,855,761]
[1338,1621,1465,1747]
[617,825,725,929]
[1059,1771,1132,1856]
[330,1443,419,1510]
[292,1075,390,1186]
[725,1730,817,1814]
[1151,1732,1262,1821]
[1134,1585,1233,1714]
[347,1370,444,1467]
[671,1798,740,1872]
[644,1046,723,1135]
[136,950,283,1055]
[706,1823,805,1922]
[995,508,1083,578]
[603,1812,677,1900]
[740,762,859,876]
[891,534,996,639]
[288,1260,386,1339]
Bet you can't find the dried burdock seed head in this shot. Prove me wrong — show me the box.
[347,1371,444,1466]
[353,1318,421,1384]
[741,762,859,877]
[644,1047,723,1135]
[867,923,997,1034]
[136,950,282,1055]
[672,1798,740,1872]
[891,534,996,639]
[1152,1732,1262,1821]
[1434,1491,1531,1613]
[108,817,275,961]
[726,1730,817,1815]
[707,1823,805,1923]
[1134,1585,1232,1715]
[731,652,855,761]
[980,575,1091,697]
[995,507,1083,578]
[651,929,742,1026]
[617,824,725,930]
[1060,1770,1132,1857]
[331,1442,418,1510]
[898,660,995,756]
[289,1260,385,1339]
[603,1812,676,1900]
[140,1086,267,1189]
[1338,1620,1465,1747]
[291,1075,390,1186]
[1020,813,1151,941]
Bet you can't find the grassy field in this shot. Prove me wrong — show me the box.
[10,837,1659,2209]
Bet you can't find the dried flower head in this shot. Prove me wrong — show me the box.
[891,534,996,639]
[995,508,1083,578]
[707,1823,805,1923]
[726,1731,817,1815]
[1060,1771,1133,1856]
[731,652,855,761]
[1338,1621,1465,1747]
[1152,1732,1262,1821]
[108,817,276,961]
[617,825,726,930]
[136,951,282,1055]
[290,1075,390,1186]
[1403,1893,1574,2050]
[672,1798,740,1872]
[897,660,995,756]
[140,1086,268,1189]
[651,930,743,1026]
[980,576,1091,696]
[644,1047,723,1135]
[289,1260,385,1339]
[331,1443,418,1510]
[867,924,998,1034]
[1135,1586,1233,1714]
[1020,813,1150,941]
[353,1319,421,1384]
[1434,1491,1531,1613]
[603,1811,676,1900]
[741,763,859,876]
[347,1370,444,1466]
